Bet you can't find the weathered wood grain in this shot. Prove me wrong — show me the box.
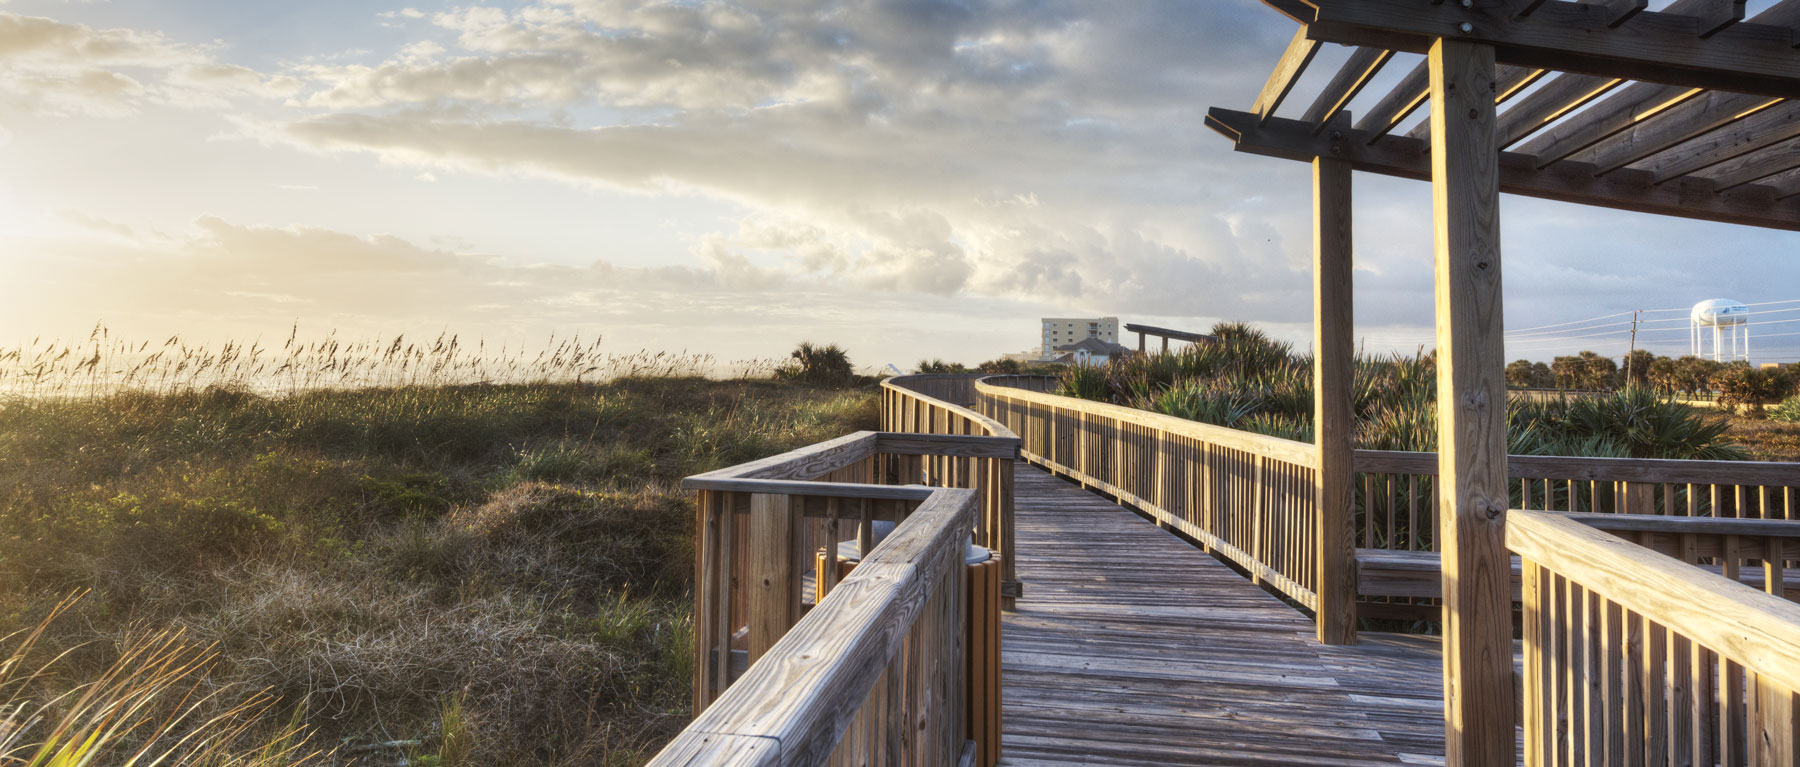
[1000,464,1516,766]
[1313,155,1358,646]
[1254,27,1321,124]
[1508,510,1800,693]
[1431,38,1517,767]
[652,489,977,767]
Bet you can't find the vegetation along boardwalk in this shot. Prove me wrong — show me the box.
[1002,464,1465,766]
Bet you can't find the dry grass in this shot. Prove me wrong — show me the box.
[0,323,782,397]
[0,369,879,765]
[0,594,326,767]
[1719,416,1800,462]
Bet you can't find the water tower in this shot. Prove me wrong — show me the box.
[1691,299,1751,362]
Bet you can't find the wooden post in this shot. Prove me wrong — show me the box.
[747,493,794,664]
[1430,38,1515,767]
[1313,154,1358,646]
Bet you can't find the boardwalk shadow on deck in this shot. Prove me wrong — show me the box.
[1001,463,1451,766]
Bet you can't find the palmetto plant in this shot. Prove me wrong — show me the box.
[1059,321,1742,461]
[780,342,855,387]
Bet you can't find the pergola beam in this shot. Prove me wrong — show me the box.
[1699,133,1800,190]
[1401,65,1548,140]
[1514,82,1703,167]
[1644,100,1800,182]
[1494,72,1625,147]
[1291,0,1800,99]
[1576,91,1782,174]
[1356,60,1430,140]
[1205,106,1800,231]
[1253,28,1321,123]
[1301,47,1395,131]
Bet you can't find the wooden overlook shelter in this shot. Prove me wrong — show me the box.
[649,3,1800,766]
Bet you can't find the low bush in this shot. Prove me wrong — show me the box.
[1772,395,1800,423]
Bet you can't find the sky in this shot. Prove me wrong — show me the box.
[1,0,1797,372]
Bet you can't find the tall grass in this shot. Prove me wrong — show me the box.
[0,594,323,767]
[0,324,772,398]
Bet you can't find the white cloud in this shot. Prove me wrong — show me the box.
[0,12,295,117]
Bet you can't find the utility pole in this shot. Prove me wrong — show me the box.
[1626,310,1639,387]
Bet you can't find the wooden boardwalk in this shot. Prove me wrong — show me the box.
[1000,463,1455,766]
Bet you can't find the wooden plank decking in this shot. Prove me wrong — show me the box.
[1000,463,1456,766]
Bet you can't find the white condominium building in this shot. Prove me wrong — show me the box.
[1040,316,1119,357]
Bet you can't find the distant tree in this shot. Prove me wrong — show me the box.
[1675,356,1725,395]
[1622,349,1657,389]
[1551,351,1618,391]
[977,358,1023,374]
[1504,356,1548,387]
[1647,356,1681,394]
[915,359,970,374]
[779,341,854,386]
[1506,359,1554,388]
[1716,363,1795,417]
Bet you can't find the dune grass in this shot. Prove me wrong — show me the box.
[0,376,878,765]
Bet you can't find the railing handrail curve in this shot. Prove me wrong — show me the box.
[881,374,1016,439]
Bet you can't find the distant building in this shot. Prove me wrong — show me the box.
[1041,316,1119,358]
[1050,337,1133,366]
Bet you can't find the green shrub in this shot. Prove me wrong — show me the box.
[1768,394,1800,423]
[1056,364,1111,401]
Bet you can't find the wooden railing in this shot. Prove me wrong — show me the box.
[973,375,1325,612]
[1356,451,1800,551]
[1353,451,1800,610]
[1511,510,1800,767]
[880,376,1020,604]
[654,429,1017,766]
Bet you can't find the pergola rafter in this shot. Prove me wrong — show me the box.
[1214,0,1800,230]
[1209,3,1800,766]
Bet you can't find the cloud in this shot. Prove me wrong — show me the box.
[10,1,1800,364]
[0,12,295,117]
[250,0,1321,322]
[2,213,1071,365]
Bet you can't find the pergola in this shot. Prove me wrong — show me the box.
[1208,2,1800,765]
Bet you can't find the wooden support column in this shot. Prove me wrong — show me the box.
[1313,155,1358,646]
[1430,38,1516,767]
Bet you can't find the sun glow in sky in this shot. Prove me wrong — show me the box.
[3,0,1797,370]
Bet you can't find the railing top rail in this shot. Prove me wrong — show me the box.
[1560,510,1800,537]
[1356,448,1800,485]
[680,431,1019,495]
[650,487,978,767]
[974,375,1317,468]
[880,375,1017,440]
[684,431,880,486]
[1508,509,1800,693]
